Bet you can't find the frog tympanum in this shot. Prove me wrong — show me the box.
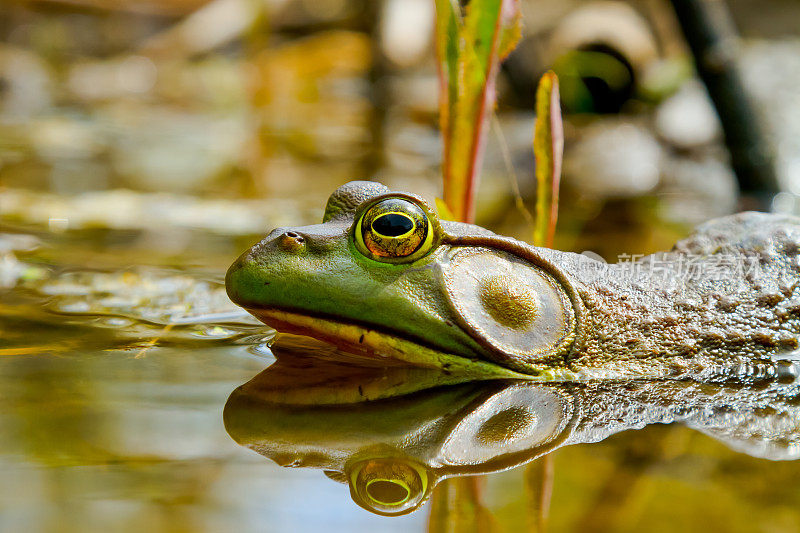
[226,181,800,380]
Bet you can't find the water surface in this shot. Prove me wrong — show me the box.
[2,229,800,532]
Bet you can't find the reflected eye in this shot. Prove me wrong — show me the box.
[355,198,434,262]
[348,458,429,516]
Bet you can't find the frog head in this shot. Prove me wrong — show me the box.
[226,181,582,378]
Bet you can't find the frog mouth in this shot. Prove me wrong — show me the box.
[243,307,570,380]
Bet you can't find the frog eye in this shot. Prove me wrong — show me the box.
[348,458,429,516]
[354,198,434,262]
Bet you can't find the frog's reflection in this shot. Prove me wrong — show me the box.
[223,338,800,516]
[225,373,576,515]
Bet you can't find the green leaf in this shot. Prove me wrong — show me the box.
[435,0,521,223]
[533,71,563,248]
[435,197,456,221]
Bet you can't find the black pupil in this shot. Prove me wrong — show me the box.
[372,213,414,237]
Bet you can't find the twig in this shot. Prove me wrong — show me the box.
[668,0,779,205]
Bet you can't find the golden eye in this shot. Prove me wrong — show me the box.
[355,198,434,262]
[348,458,429,516]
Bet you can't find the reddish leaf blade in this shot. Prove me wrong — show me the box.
[435,0,521,223]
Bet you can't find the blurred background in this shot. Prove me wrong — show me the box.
[1,0,798,267]
[1,0,800,531]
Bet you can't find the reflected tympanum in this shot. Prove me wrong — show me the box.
[224,337,800,516]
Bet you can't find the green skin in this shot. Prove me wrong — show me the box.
[226,181,800,380]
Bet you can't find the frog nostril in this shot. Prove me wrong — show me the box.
[278,230,306,252]
[285,231,305,243]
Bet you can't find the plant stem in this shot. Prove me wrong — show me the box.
[668,0,779,205]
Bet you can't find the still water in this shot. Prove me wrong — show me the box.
[2,230,800,533]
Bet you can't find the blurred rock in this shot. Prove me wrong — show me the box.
[0,46,52,117]
[108,107,245,193]
[67,55,157,101]
[140,0,269,58]
[548,1,658,78]
[771,191,800,216]
[740,39,800,195]
[380,0,434,68]
[655,80,722,149]
[564,121,662,197]
[31,116,104,161]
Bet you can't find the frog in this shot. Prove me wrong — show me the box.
[225,180,800,381]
